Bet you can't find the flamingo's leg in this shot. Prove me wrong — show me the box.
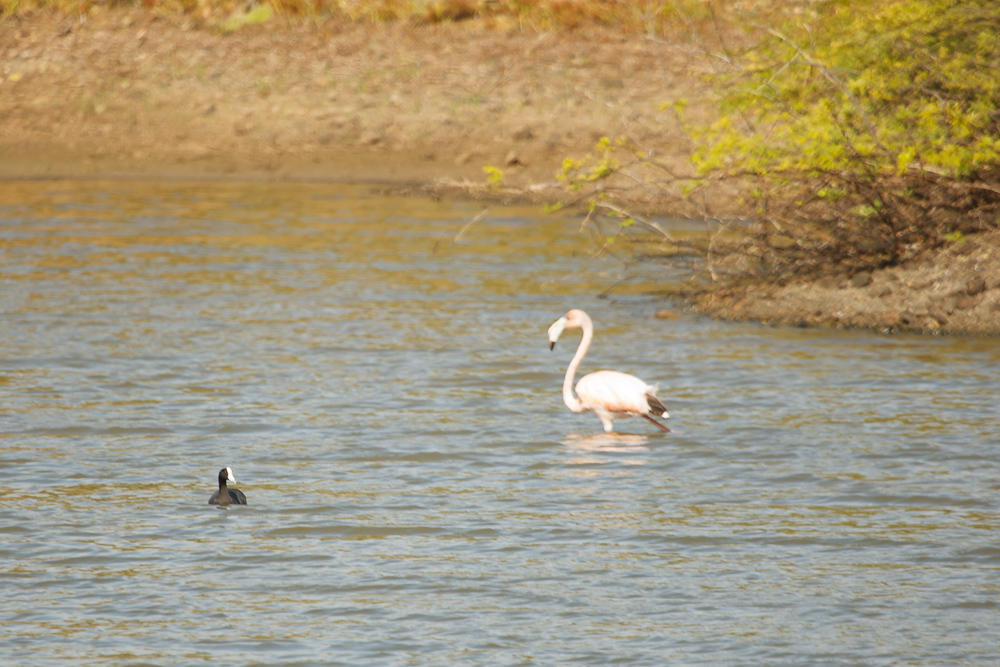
[591,409,616,433]
[642,414,671,433]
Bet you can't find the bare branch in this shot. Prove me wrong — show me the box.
[453,208,489,242]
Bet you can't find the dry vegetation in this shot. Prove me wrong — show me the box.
[2,0,742,33]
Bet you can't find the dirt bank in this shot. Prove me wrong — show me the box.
[3,9,998,335]
[2,9,702,186]
[694,230,1000,335]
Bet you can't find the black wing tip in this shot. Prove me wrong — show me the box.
[646,393,668,416]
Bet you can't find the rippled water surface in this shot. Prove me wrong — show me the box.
[1,181,998,664]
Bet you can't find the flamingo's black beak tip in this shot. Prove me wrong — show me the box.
[549,341,556,351]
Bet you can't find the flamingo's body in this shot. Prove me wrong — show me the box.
[548,309,670,433]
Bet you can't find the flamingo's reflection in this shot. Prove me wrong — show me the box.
[561,432,650,466]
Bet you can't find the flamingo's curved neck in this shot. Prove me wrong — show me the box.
[563,315,593,413]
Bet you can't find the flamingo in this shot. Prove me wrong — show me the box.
[547,309,670,433]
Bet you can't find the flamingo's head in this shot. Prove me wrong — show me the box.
[548,309,589,350]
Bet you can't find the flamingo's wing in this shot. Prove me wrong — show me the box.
[575,370,655,415]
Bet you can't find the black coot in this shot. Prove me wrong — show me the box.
[208,466,247,506]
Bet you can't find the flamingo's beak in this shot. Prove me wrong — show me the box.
[547,317,567,350]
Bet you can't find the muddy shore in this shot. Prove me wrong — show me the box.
[3,9,998,335]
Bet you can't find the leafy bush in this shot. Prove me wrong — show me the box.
[693,0,1000,276]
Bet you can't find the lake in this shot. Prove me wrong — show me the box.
[1,180,997,664]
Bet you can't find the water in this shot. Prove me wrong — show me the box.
[1,180,998,665]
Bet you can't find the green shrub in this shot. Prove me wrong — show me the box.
[692,0,1000,276]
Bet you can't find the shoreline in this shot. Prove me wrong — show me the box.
[3,9,998,336]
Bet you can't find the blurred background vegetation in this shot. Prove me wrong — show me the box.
[1,0,733,31]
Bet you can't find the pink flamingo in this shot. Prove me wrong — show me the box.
[548,309,671,433]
